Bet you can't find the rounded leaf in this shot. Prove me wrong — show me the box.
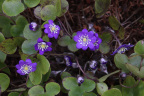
[61,72,71,79]
[23,24,42,40]
[102,88,122,96]
[82,92,97,96]
[45,82,60,96]
[34,6,42,19]
[58,35,71,47]
[80,79,95,92]
[24,0,40,8]
[99,43,110,54]
[114,53,129,73]
[63,77,78,90]
[96,83,108,95]
[68,86,83,96]
[37,54,50,74]
[22,40,37,55]
[41,5,57,21]
[0,73,10,92]
[2,0,24,16]
[28,85,44,96]
[134,40,144,55]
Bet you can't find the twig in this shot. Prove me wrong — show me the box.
[64,15,73,34]
[125,15,142,29]
[57,18,72,38]
[75,57,99,82]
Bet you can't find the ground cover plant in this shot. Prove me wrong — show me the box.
[0,0,144,96]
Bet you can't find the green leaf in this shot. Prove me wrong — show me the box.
[22,39,37,55]
[134,40,144,55]
[109,16,121,30]
[55,0,61,16]
[29,60,42,85]
[133,81,144,96]
[126,64,144,78]
[23,24,42,40]
[68,86,83,96]
[128,55,144,68]
[0,50,6,62]
[95,0,111,17]
[42,35,49,42]
[68,39,79,52]
[96,83,108,95]
[34,6,42,19]
[118,27,125,39]
[0,16,13,37]
[0,38,17,54]
[99,70,120,82]
[42,68,51,82]
[99,32,112,43]
[26,78,34,88]
[0,62,10,75]
[82,92,97,96]
[24,0,40,8]
[28,85,44,96]
[63,77,78,90]
[0,0,4,13]
[45,82,60,96]
[58,35,71,47]
[114,54,129,73]
[80,79,95,92]
[7,88,26,92]
[11,15,28,37]
[0,32,5,43]
[37,54,50,74]
[2,0,24,16]
[99,43,110,54]
[102,88,122,96]
[41,5,57,21]
[61,72,71,79]
[0,73,10,92]
[122,76,136,96]
[8,92,20,96]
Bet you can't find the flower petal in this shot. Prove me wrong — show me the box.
[48,20,53,24]
[39,50,44,55]
[82,46,88,50]
[48,33,53,38]
[44,24,49,28]
[26,59,32,64]
[37,38,43,43]
[76,43,82,49]
[73,35,79,42]
[34,44,38,51]
[88,42,94,49]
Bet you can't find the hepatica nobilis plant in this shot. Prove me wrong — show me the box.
[0,0,144,96]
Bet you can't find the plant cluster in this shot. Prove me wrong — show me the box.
[0,0,144,96]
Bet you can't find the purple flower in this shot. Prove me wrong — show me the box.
[89,60,97,70]
[34,38,52,55]
[16,59,37,75]
[64,56,72,66]
[73,29,96,50]
[29,22,38,31]
[100,58,108,64]
[111,43,134,55]
[44,20,60,39]
[77,76,84,84]
[90,33,102,51]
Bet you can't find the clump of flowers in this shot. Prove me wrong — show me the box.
[29,22,38,31]
[34,38,52,55]
[64,56,72,66]
[111,43,134,55]
[44,20,60,39]
[16,59,37,75]
[73,29,102,50]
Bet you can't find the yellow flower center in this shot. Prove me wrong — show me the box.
[41,44,46,48]
[51,27,55,31]
[24,66,28,71]
[83,38,87,42]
